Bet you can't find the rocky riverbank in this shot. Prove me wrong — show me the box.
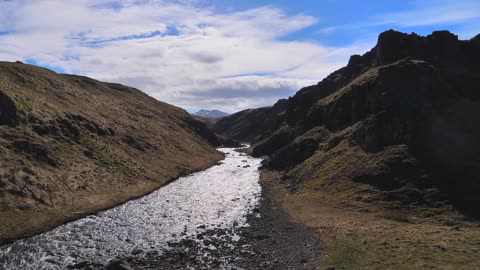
[99,170,323,270]
[3,148,297,270]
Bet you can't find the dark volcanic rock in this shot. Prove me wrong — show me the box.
[122,135,148,152]
[212,99,288,143]
[0,90,18,127]
[213,30,480,216]
[106,260,133,270]
[182,117,222,146]
[266,127,332,170]
[251,125,295,157]
[215,133,242,147]
[11,140,58,166]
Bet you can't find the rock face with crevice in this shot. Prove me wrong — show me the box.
[0,61,223,244]
[0,90,18,127]
[214,30,480,216]
[213,100,288,143]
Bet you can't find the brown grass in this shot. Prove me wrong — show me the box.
[261,170,480,270]
[0,61,223,244]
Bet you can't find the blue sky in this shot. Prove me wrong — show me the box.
[210,0,479,41]
[0,0,479,113]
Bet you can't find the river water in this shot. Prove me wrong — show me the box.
[0,148,262,269]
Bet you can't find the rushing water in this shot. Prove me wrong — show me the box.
[0,148,262,269]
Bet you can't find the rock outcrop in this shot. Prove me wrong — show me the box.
[0,89,18,126]
[213,99,288,143]
[214,30,480,216]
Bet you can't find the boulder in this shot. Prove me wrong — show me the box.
[0,90,18,126]
[11,140,58,167]
[106,260,133,270]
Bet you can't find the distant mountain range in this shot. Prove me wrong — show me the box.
[194,110,229,118]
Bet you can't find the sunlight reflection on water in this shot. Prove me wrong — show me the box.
[0,148,262,269]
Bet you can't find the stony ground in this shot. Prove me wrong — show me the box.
[260,170,480,270]
[79,177,324,270]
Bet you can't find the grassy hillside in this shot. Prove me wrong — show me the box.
[0,61,223,244]
[192,115,220,128]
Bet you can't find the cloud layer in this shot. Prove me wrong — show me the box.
[0,0,369,112]
[2,1,476,112]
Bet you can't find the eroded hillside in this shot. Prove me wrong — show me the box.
[0,61,223,244]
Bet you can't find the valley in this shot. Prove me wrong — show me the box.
[1,29,480,270]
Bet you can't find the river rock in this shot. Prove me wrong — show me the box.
[131,249,143,255]
[106,260,133,270]
[66,261,88,269]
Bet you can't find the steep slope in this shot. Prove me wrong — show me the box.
[0,61,223,244]
[212,99,288,142]
[214,30,480,216]
[192,115,219,128]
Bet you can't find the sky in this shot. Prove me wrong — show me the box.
[0,0,479,113]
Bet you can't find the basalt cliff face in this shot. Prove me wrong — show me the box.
[213,102,288,143]
[213,30,480,216]
[0,62,223,243]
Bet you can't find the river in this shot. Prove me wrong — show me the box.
[0,148,262,269]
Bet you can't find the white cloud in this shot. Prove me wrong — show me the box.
[168,75,313,112]
[0,0,362,112]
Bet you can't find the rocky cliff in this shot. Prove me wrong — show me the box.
[213,30,480,216]
[0,61,223,244]
[213,99,288,143]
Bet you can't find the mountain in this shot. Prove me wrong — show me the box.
[192,110,231,129]
[194,109,229,118]
[213,105,286,143]
[213,30,480,216]
[0,61,224,244]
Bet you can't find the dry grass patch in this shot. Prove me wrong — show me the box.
[261,171,480,270]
